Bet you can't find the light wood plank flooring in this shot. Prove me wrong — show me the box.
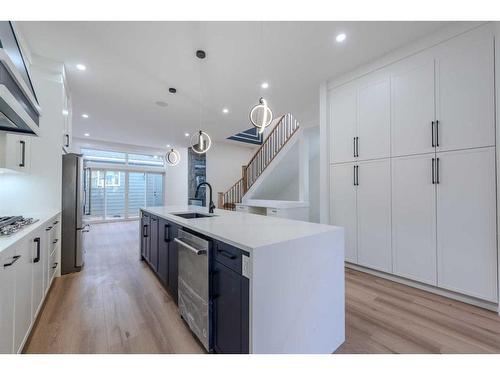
[25,221,500,354]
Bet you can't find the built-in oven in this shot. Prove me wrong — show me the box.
[174,229,211,351]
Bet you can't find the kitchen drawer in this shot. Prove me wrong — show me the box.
[214,241,242,274]
[49,250,58,281]
[267,207,279,216]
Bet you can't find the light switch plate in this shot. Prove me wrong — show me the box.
[242,254,250,279]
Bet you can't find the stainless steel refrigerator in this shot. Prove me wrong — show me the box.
[61,153,87,274]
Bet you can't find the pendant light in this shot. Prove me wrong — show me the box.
[250,97,273,134]
[249,22,273,135]
[190,130,212,154]
[190,33,212,155]
[165,148,181,166]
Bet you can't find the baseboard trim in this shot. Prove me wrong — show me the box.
[346,263,499,313]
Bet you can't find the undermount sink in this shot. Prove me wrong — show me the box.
[172,212,216,219]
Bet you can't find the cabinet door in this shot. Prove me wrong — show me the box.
[436,147,498,302]
[168,223,179,303]
[213,261,247,354]
[157,219,170,285]
[31,231,45,317]
[0,248,15,353]
[356,159,392,272]
[329,83,357,163]
[392,154,437,285]
[140,214,147,258]
[330,163,357,263]
[435,28,495,152]
[391,54,435,157]
[357,76,390,160]
[14,237,33,353]
[5,134,31,173]
[149,216,159,272]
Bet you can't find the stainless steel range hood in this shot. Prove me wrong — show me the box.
[0,22,41,135]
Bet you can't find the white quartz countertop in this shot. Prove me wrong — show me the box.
[142,205,339,252]
[0,211,61,254]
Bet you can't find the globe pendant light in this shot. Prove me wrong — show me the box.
[190,130,212,154]
[250,97,273,134]
[165,148,181,166]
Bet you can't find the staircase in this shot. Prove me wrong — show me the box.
[218,113,300,210]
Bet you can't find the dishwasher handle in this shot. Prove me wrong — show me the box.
[174,238,207,255]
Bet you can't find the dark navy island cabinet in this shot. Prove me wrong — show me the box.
[140,210,249,353]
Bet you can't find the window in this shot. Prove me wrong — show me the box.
[81,148,165,222]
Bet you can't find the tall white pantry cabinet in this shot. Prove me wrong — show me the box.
[326,24,499,306]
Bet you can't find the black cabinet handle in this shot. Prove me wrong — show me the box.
[52,262,58,269]
[431,121,435,147]
[353,165,356,186]
[164,224,170,242]
[65,134,70,148]
[143,224,148,237]
[53,220,59,225]
[217,249,237,260]
[19,140,26,167]
[53,239,59,244]
[431,158,435,184]
[33,237,41,263]
[353,137,356,158]
[46,226,53,231]
[354,165,359,186]
[4,255,21,268]
[355,137,359,157]
[435,120,439,147]
[436,157,440,184]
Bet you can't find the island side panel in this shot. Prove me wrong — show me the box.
[250,228,345,353]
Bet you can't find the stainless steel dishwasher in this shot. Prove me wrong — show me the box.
[174,228,211,351]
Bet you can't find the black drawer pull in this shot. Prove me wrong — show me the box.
[164,224,170,242]
[52,262,58,269]
[34,237,41,263]
[217,249,237,260]
[19,140,26,167]
[53,239,59,244]
[4,255,21,267]
[46,226,53,231]
[53,220,59,225]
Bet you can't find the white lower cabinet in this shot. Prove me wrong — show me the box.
[392,154,437,285]
[330,163,357,263]
[436,147,498,302]
[0,213,61,353]
[330,159,391,271]
[356,159,392,273]
[0,247,16,353]
[13,237,33,353]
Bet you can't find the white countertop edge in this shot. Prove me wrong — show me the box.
[0,210,61,253]
[240,199,310,208]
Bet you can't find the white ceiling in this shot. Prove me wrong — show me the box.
[18,21,451,150]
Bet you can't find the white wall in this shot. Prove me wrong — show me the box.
[306,126,320,223]
[165,147,188,206]
[206,141,255,196]
[0,64,64,216]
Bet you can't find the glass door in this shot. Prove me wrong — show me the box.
[128,172,146,218]
[146,173,164,207]
[105,170,126,220]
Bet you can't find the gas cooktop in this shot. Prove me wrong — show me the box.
[0,216,39,237]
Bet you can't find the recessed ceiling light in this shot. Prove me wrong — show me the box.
[261,82,269,89]
[155,101,168,107]
[76,64,86,71]
[196,50,206,59]
[82,114,89,119]
[166,144,171,148]
[336,33,346,43]
[62,109,69,116]
[84,133,90,137]
[185,133,190,137]
[222,108,229,114]
[153,155,158,159]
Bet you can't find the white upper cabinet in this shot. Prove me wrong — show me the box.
[356,159,392,273]
[357,75,390,161]
[0,133,31,173]
[391,53,436,157]
[330,163,357,263]
[434,28,495,152]
[436,147,498,302]
[329,83,357,164]
[392,154,437,285]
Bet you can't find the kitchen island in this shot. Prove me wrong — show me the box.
[140,205,344,354]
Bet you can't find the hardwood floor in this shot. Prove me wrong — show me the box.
[24,221,204,354]
[336,269,500,354]
[25,221,500,354]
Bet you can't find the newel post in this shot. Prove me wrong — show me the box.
[217,192,224,209]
